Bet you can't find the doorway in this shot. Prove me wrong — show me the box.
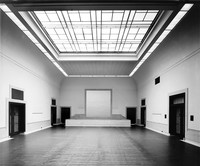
[9,102,25,137]
[126,107,136,125]
[141,107,146,127]
[61,107,71,125]
[51,106,57,126]
[169,93,185,139]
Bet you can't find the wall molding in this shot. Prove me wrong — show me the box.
[137,47,200,89]
[146,121,169,134]
[181,139,200,148]
[27,120,50,125]
[145,126,170,136]
[0,137,13,143]
[24,125,51,135]
[0,51,60,88]
[147,120,168,126]
[0,126,6,129]
[187,128,200,132]
[146,126,200,147]
[160,48,200,77]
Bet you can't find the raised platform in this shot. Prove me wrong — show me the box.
[65,114,131,127]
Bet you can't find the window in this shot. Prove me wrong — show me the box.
[11,88,24,100]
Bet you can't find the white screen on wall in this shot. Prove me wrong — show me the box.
[86,90,111,118]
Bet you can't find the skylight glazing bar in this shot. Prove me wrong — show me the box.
[67,11,81,52]
[119,10,131,52]
[100,11,102,51]
[115,11,125,52]
[90,11,95,52]
[63,11,76,51]
[33,9,159,53]
[95,11,99,52]
[59,11,74,52]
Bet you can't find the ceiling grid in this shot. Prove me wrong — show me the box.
[33,10,159,53]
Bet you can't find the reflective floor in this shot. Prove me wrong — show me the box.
[0,126,199,166]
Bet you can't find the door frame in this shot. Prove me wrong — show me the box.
[168,89,188,139]
[8,100,26,137]
[51,106,57,126]
[140,106,146,127]
[60,106,71,124]
[140,98,146,126]
[126,107,137,125]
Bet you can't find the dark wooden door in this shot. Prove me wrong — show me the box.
[141,107,146,127]
[61,107,71,124]
[126,107,136,125]
[9,102,25,137]
[170,104,185,139]
[51,106,57,126]
[169,93,185,139]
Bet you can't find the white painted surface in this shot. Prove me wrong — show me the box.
[0,137,13,143]
[0,11,63,139]
[134,5,200,142]
[86,90,111,118]
[60,77,137,117]
[66,119,131,127]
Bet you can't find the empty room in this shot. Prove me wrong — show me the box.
[0,0,200,165]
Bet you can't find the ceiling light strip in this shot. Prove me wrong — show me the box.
[129,3,193,77]
[0,4,68,77]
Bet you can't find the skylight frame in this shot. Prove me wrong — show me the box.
[31,9,160,54]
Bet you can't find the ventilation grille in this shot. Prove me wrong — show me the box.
[141,99,146,106]
[155,76,160,85]
[11,88,24,100]
[52,99,56,106]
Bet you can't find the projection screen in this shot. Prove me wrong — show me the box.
[86,90,111,118]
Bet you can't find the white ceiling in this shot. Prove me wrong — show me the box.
[60,61,137,76]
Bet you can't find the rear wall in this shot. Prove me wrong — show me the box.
[59,77,137,117]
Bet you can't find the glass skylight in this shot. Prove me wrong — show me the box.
[33,10,159,53]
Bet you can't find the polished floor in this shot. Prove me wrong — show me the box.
[0,126,200,166]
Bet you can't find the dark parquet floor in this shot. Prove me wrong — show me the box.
[0,126,200,166]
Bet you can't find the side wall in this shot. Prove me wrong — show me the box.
[134,4,200,144]
[60,77,137,117]
[0,10,64,140]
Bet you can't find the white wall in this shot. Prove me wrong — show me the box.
[134,4,200,143]
[59,77,137,117]
[0,10,64,139]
